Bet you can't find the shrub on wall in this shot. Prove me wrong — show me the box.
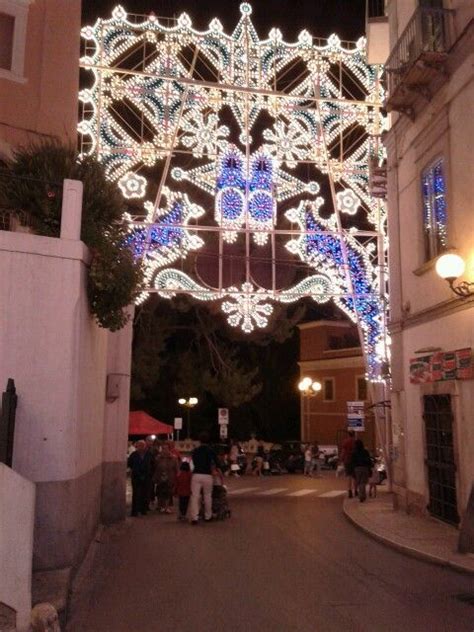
[0,142,143,331]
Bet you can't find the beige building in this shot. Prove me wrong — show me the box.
[0,0,80,155]
[370,1,474,527]
[298,320,375,451]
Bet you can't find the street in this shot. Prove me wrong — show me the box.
[68,474,474,632]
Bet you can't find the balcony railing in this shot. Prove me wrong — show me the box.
[385,7,454,109]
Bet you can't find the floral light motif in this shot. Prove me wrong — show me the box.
[118,172,147,199]
[263,120,310,169]
[221,282,274,333]
[181,111,229,158]
[336,189,360,215]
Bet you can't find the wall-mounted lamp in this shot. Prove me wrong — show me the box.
[435,254,474,298]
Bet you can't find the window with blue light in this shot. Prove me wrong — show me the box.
[421,157,447,261]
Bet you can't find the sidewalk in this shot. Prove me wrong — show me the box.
[343,488,474,575]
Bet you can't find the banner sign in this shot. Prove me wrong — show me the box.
[347,401,365,432]
[409,348,472,384]
[218,408,229,425]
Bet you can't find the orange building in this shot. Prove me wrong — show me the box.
[298,320,375,451]
[0,0,81,156]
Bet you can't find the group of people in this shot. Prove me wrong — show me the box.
[340,430,379,502]
[127,432,222,524]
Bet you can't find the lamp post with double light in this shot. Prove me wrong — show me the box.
[298,377,322,442]
[178,397,198,440]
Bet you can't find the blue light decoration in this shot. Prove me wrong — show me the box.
[215,146,246,242]
[433,159,447,249]
[422,158,447,258]
[286,201,385,380]
[125,201,183,256]
[248,152,275,244]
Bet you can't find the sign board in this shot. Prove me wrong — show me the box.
[218,408,229,425]
[347,401,365,432]
[219,424,228,439]
[174,417,183,430]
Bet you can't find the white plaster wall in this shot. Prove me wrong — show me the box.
[0,231,107,483]
[400,310,474,509]
[0,463,35,632]
[102,307,134,465]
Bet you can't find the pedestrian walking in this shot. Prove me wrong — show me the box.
[304,444,313,476]
[154,443,178,513]
[368,455,380,498]
[229,441,240,476]
[350,439,372,502]
[310,442,321,477]
[189,431,218,524]
[175,461,192,520]
[253,443,265,476]
[127,440,153,517]
[145,435,158,509]
[340,430,357,497]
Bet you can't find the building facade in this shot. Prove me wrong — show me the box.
[0,0,81,156]
[377,0,474,527]
[0,3,134,626]
[298,320,375,451]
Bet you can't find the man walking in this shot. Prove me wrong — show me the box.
[128,440,153,517]
[189,431,218,524]
[340,430,356,498]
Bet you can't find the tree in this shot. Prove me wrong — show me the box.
[0,141,143,330]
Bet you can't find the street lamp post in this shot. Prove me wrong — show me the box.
[298,377,322,442]
[178,397,198,440]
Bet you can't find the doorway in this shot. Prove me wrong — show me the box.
[423,394,459,525]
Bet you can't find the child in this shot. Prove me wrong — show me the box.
[175,461,192,521]
[368,466,380,498]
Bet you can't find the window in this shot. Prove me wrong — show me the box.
[0,13,14,70]
[0,1,30,82]
[323,378,335,402]
[357,377,368,401]
[421,158,447,261]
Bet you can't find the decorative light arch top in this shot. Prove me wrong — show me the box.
[79,3,389,380]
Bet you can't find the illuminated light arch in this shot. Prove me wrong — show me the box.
[79,3,389,380]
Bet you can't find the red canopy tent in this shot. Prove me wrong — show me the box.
[129,411,173,436]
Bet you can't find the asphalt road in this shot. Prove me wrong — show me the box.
[68,474,474,632]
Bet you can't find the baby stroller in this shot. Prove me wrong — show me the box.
[212,484,231,520]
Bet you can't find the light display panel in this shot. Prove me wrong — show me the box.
[79,3,389,380]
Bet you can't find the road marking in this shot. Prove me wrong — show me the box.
[318,490,346,498]
[227,487,259,495]
[286,489,318,497]
[256,488,288,495]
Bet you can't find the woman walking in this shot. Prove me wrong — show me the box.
[154,443,178,513]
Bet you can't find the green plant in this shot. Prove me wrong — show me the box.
[0,141,144,331]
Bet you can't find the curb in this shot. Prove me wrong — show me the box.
[342,500,474,575]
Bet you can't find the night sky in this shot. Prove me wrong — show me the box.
[82,0,367,43]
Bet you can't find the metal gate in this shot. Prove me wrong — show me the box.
[423,394,459,525]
